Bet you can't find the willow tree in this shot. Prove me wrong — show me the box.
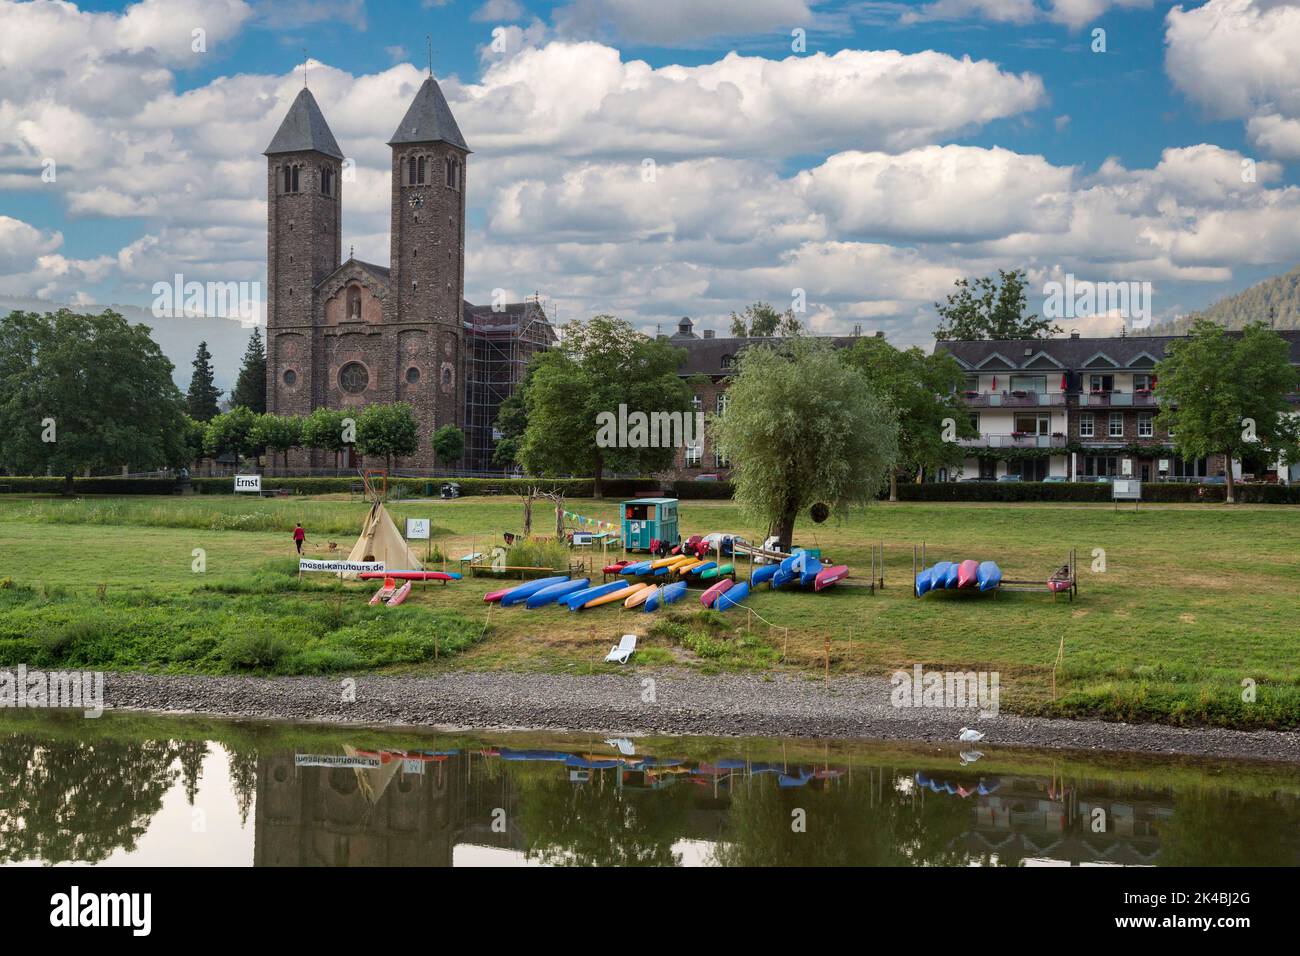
[711,339,899,550]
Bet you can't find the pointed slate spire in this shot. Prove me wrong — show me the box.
[388,76,469,152]
[264,88,344,160]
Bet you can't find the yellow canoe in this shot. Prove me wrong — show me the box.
[649,555,685,570]
[625,585,657,608]
[586,583,645,608]
[674,560,704,575]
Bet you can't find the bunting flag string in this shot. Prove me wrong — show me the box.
[562,510,616,531]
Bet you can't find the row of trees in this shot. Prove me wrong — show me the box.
[197,404,466,473]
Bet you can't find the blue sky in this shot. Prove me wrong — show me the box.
[2,0,1299,345]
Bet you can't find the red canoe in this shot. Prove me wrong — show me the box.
[483,587,510,603]
[814,565,849,592]
[602,561,631,574]
[360,571,459,582]
[957,560,980,589]
[700,578,734,608]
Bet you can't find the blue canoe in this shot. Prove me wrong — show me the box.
[525,577,590,608]
[976,561,1002,592]
[751,564,779,587]
[799,556,824,588]
[942,562,961,589]
[779,549,805,574]
[915,566,934,597]
[620,561,653,575]
[644,580,687,612]
[499,575,570,607]
[715,580,751,611]
[688,561,717,577]
[564,580,629,610]
[771,567,796,590]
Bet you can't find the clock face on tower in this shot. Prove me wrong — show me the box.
[409,195,424,209]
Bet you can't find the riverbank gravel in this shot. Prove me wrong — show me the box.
[100,669,1300,762]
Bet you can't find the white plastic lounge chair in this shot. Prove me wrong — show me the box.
[605,634,637,664]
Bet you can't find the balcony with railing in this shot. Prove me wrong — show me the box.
[1082,389,1158,407]
[961,390,1067,408]
[958,433,1068,450]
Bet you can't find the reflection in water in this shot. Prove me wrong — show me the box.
[2,712,1298,867]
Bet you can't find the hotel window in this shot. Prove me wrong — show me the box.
[965,376,979,392]
[1078,413,1094,438]
[1009,375,1046,394]
[1014,413,1050,435]
[1133,373,1153,391]
[1090,374,1114,392]
[685,443,702,467]
[1138,413,1154,438]
[1109,412,1124,438]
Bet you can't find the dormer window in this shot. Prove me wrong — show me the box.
[720,354,735,370]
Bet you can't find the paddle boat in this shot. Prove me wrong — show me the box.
[386,581,413,606]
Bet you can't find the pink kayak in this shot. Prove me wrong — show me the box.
[957,560,980,589]
[814,565,849,592]
[701,578,734,608]
[483,587,510,603]
[360,571,461,581]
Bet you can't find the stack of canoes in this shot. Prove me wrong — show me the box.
[482,574,696,612]
[914,559,1001,596]
[748,549,849,594]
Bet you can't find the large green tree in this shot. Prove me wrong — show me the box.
[0,309,188,494]
[229,327,266,413]
[492,384,528,469]
[300,407,349,471]
[432,424,465,468]
[202,406,261,468]
[249,412,302,472]
[517,315,693,497]
[186,340,222,421]
[355,402,419,472]
[1155,320,1299,503]
[841,337,977,499]
[729,301,803,338]
[934,269,1058,340]
[711,339,899,550]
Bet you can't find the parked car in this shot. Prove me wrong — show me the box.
[694,473,722,481]
[997,475,1022,482]
[1043,476,1067,483]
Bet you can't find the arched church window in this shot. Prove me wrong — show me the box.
[445,157,460,190]
[407,156,416,185]
[441,367,453,387]
[339,362,369,394]
[347,285,361,319]
[417,156,427,184]
[320,165,333,197]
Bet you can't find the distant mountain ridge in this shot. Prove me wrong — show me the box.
[0,296,255,393]
[1162,264,1300,334]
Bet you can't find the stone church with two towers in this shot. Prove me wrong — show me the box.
[263,75,553,473]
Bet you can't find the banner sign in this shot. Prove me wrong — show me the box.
[298,559,384,574]
[234,474,261,493]
[406,518,430,540]
[294,754,382,769]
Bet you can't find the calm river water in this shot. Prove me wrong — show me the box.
[2,710,1297,866]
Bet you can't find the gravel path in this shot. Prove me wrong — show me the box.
[102,669,1300,763]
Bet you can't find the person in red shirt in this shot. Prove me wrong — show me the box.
[292,522,306,554]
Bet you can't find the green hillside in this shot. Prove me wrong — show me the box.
[1164,263,1300,333]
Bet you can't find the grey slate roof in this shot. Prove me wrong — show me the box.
[388,76,470,151]
[264,88,344,160]
[937,331,1300,370]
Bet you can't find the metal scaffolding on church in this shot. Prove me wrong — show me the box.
[463,293,557,472]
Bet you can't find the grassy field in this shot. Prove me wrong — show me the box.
[0,493,1297,729]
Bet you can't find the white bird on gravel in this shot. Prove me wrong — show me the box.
[958,727,986,743]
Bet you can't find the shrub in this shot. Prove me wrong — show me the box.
[217,631,290,671]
